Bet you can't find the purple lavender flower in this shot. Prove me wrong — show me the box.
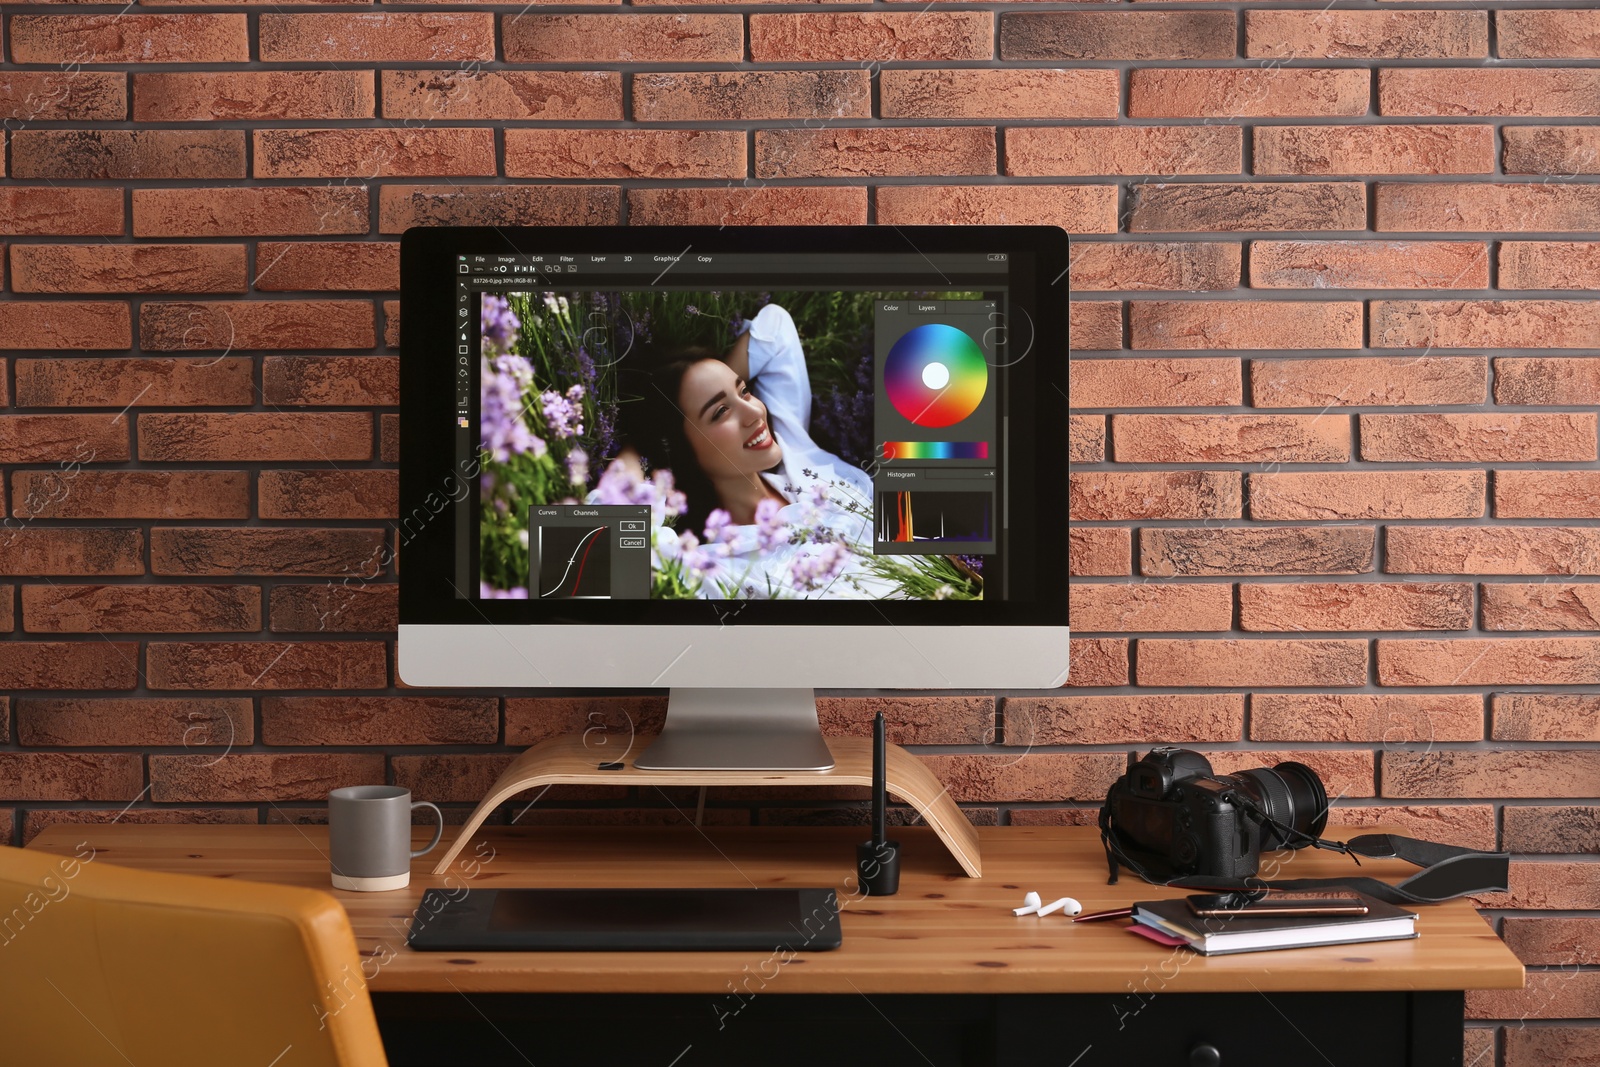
[788,542,850,592]
[479,356,545,462]
[479,582,530,599]
[685,305,699,317]
[540,384,585,440]
[480,294,521,354]
[566,447,590,488]
[958,554,985,575]
[703,509,733,544]
[752,498,789,554]
[590,460,689,527]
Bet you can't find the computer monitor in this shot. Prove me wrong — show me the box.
[398,226,1070,771]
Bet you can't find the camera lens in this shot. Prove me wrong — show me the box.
[1221,761,1329,850]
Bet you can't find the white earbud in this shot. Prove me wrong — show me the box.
[1037,896,1082,917]
[1012,891,1043,916]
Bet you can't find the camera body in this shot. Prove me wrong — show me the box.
[1100,747,1329,883]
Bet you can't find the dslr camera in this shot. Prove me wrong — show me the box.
[1099,747,1331,883]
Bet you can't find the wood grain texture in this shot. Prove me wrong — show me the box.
[27,823,1523,996]
[428,733,982,877]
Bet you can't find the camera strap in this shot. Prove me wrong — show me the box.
[1168,834,1510,905]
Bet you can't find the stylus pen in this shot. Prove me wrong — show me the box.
[1072,907,1134,923]
[872,710,886,848]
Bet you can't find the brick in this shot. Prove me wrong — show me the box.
[151,754,384,802]
[270,583,397,634]
[1068,415,1104,464]
[380,414,399,463]
[0,302,130,350]
[1503,1025,1600,1064]
[1380,638,1600,685]
[393,755,525,804]
[1248,471,1486,521]
[383,303,399,349]
[1250,693,1483,743]
[1069,242,1240,292]
[1132,182,1369,233]
[1069,302,1122,350]
[882,69,1115,121]
[505,14,741,63]
[1504,807,1600,854]
[0,70,125,121]
[147,641,386,690]
[254,243,397,293]
[1008,126,1240,177]
[919,753,1124,803]
[1385,750,1600,799]
[1070,357,1241,408]
[1382,69,1600,117]
[1069,528,1131,576]
[1482,862,1600,910]
[1499,9,1600,59]
[260,13,493,62]
[1497,471,1600,520]
[1131,300,1362,350]
[1484,585,1600,633]
[0,754,142,801]
[134,186,368,238]
[504,695,667,747]
[1249,241,1488,290]
[1068,584,1233,632]
[1112,413,1350,462]
[262,697,494,746]
[1390,526,1600,576]
[1142,527,1376,577]
[262,357,398,406]
[1201,749,1377,800]
[1361,413,1596,461]
[1246,10,1487,59]
[134,71,373,122]
[1137,639,1368,687]
[750,12,989,62]
[259,470,395,520]
[259,128,494,180]
[0,590,11,634]
[1326,805,1496,852]
[817,696,995,746]
[1496,357,1600,404]
[9,14,247,63]
[1253,356,1488,409]
[1070,470,1241,521]
[1001,12,1234,60]
[1240,582,1473,632]
[636,71,869,122]
[755,127,993,179]
[1254,125,1492,176]
[151,527,384,576]
[1501,917,1600,966]
[1129,67,1368,118]
[11,130,243,181]
[1501,243,1600,290]
[383,70,620,121]
[0,643,139,690]
[22,809,254,847]
[15,357,252,409]
[17,698,252,746]
[140,413,372,463]
[627,187,865,227]
[22,585,259,634]
[1494,694,1600,741]
[507,129,744,180]
[1062,637,1128,687]
[1507,126,1600,177]
[876,184,1116,232]
[0,187,124,236]
[140,300,373,351]
[0,529,144,576]
[1006,694,1242,745]
[11,471,249,521]
[0,415,129,464]
[1377,184,1600,233]
[10,244,246,294]
[378,184,618,233]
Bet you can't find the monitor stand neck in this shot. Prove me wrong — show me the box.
[632,688,835,771]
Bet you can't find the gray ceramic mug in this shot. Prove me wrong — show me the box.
[328,785,444,892]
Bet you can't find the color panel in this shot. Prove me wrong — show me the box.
[882,441,989,460]
[883,323,989,429]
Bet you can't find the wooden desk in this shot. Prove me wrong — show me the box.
[29,823,1521,1067]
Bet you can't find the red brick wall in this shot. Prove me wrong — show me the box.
[3,4,1598,1060]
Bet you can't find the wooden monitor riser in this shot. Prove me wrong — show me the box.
[430,732,982,877]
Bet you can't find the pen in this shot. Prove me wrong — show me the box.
[1072,906,1134,923]
[871,710,886,850]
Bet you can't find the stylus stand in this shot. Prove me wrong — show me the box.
[857,839,901,896]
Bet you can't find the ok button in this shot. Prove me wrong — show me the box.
[619,520,646,532]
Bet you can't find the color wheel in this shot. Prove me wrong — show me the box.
[883,323,988,428]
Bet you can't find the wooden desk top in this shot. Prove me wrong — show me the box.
[28,823,1523,996]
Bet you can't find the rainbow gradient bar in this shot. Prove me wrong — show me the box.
[882,441,989,460]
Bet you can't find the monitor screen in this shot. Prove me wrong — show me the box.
[401,226,1067,633]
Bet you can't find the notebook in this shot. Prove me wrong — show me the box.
[1132,893,1419,956]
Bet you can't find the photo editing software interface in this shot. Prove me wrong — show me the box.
[460,249,1021,603]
